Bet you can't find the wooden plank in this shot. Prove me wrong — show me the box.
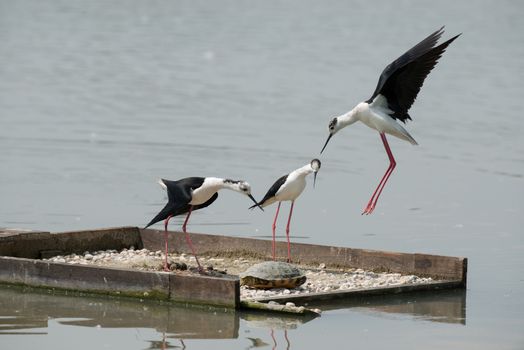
[170,273,239,308]
[0,230,51,258]
[415,253,468,284]
[0,256,170,300]
[140,228,467,286]
[0,256,240,308]
[0,227,142,259]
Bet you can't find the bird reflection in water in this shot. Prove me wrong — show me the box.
[270,329,291,350]
[246,329,292,350]
[144,332,185,350]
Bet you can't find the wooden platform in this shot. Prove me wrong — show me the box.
[0,226,467,310]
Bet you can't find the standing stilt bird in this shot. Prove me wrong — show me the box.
[250,159,321,262]
[320,26,460,214]
[144,177,261,272]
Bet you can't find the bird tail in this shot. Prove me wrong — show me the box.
[144,203,174,229]
[249,202,261,210]
[157,179,167,189]
[391,121,418,145]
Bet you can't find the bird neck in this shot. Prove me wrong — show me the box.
[202,177,228,191]
[337,108,359,129]
[292,164,314,178]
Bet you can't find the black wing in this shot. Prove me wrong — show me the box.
[249,174,288,209]
[367,27,460,122]
[144,177,205,228]
[144,192,218,229]
[163,177,205,203]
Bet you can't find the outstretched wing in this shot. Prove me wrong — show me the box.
[367,27,460,122]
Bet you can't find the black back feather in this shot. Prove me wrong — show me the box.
[249,174,288,209]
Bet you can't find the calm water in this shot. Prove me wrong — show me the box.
[1,0,523,349]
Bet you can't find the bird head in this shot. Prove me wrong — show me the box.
[320,117,340,154]
[310,158,321,188]
[224,179,263,211]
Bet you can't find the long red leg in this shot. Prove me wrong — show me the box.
[363,134,391,211]
[163,214,174,272]
[284,329,290,350]
[372,133,397,208]
[182,206,204,272]
[363,133,396,215]
[370,159,395,208]
[272,202,281,260]
[364,164,395,213]
[285,201,295,263]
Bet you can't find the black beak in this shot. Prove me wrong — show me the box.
[248,194,264,211]
[320,134,332,154]
[313,172,318,188]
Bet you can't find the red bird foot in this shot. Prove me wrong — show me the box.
[362,202,376,215]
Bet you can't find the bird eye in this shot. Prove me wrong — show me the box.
[329,118,337,130]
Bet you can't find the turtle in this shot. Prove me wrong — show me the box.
[239,261,306,289]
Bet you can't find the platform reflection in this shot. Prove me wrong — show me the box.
[0,284,466,346]
[309,288,467,325]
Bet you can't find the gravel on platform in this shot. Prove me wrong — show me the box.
[44,248,433,300]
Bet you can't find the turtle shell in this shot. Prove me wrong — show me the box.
[240,261,306,289]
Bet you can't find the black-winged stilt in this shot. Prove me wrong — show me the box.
[320,27,460,215]
[145,177,261,272]
[250,159,321,262]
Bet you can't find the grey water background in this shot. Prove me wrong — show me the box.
[1,0,523,349]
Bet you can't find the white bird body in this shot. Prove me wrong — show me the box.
[339,96,418,145]
[261,164,313,207]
